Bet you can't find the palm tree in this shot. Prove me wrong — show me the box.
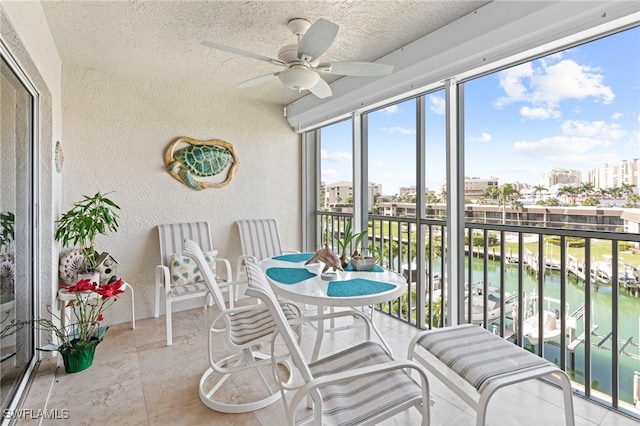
[624,192,640,208]
[558,185,578,205]
[579,182,595,198]
[582,197,600,207]
[439,188,447,203]
[596,187,610,200]
[496,183,520,224]
[621,183,636,197]
[533,185,547,201]
[609,186,624,199]
[425,193,439,204]
[485,186,499,203]
[511,200,523,225]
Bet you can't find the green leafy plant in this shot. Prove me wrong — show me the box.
[0,212,14,253]
[366,244,384,263]
[334,219,367,266]
[54,192,120,273]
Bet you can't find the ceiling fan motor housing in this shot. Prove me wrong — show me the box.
[278,44,300,64]
[278,67,320,91]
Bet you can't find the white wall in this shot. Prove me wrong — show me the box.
[61,63,300,324]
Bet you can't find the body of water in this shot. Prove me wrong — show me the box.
[396,252,639,405]
[461,257,640,406]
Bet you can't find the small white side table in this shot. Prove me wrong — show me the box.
[57,280,136,329]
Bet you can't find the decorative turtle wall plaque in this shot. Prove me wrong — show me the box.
[164,137,239,190]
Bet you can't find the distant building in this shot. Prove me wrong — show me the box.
[324,181,382,210]
[588,159,639,191]
[398,186,417,197]
[464,177,499,200]
[542,168,581,187]
[376,202,417,217]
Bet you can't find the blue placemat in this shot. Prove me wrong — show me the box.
[327,278,396,297]
[272,253,315,263]
[266,267,316,284]
[343,263,384,272]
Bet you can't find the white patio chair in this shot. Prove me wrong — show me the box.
[235,218,297,300]
[154,221,236,346]
[244,258,431,426]
[182,239,302,413]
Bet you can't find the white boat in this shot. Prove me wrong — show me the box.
[521,294,565,345]
[464,282,517,325]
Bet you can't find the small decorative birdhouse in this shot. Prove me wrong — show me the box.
[94,252,118,284]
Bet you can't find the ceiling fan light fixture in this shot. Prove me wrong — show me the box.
[278,67,320,91]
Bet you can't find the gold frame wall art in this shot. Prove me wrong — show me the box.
[164,137,239,190]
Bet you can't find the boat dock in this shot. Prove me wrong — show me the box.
[513,251,640,296]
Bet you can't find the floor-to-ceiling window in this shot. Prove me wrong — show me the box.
[0,52,36,414]
[461,25,640,411]
[308,23,640,417]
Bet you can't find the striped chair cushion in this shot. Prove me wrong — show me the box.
[415,325,551,392]
[170,281,208,296]
[228,301,299,346]
[309,341,423,426]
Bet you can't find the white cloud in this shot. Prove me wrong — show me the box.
[533,60,614,104]
[428,95,445,115]
[520,106,561,119]
[612,112,623,120]
[381,126,415,135]
[561,120,624,140]
[381,105,399,114]
[471,132,492,143]
[494,63,533,107]
[512,119,626,165]
[494,57,615,119]
[320,149,351,162]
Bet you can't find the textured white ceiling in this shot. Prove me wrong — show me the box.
[41,0,489,105]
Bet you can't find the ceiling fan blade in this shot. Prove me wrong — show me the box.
[317,62,394,76]
[297,18,339,62]
[201,41,284,66]
[236,72,281,88]
[308,78,332,99]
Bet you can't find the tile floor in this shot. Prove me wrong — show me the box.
[17,297,639,425]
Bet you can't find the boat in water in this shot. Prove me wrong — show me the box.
[464,281,518,325]
[520,293,565,345]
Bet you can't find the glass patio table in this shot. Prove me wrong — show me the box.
[259,253,407,360]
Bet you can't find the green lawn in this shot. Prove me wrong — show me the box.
[501,238,640,268]
[339,219,640,268]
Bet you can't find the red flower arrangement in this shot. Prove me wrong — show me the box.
[36,278,124,350]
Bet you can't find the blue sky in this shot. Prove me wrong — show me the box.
[321,26,640,196]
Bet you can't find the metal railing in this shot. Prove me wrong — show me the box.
[316,210,640,419]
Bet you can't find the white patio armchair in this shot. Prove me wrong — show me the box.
[182,238,303,413]
[154,221,236,346]
[244,258,432,426]
[235,218,297,300]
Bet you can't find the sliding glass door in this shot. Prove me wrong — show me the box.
[0,54,35,413]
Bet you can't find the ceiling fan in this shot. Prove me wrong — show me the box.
[201,18,393,99]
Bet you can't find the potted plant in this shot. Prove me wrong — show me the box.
[0,212,16,299]
[54,192,121,278]
[351,244,382,271]
[0,211,14,254]
[333,219,367,268]
[36,278,125,373]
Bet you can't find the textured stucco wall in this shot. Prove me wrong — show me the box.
[61,63,300,324]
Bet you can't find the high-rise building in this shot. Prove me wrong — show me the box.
[542,169,581,187]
